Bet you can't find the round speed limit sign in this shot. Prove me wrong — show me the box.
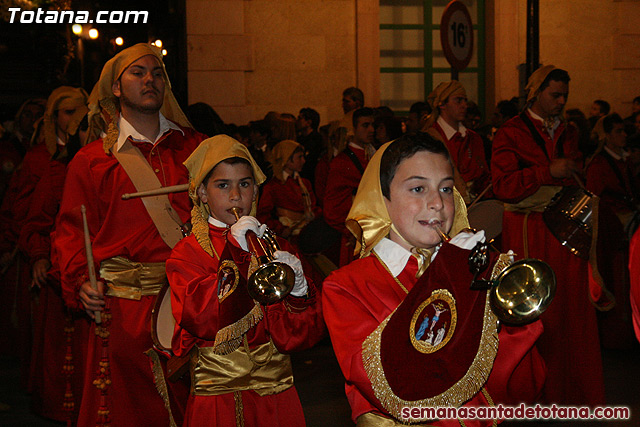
[440,1,474,71]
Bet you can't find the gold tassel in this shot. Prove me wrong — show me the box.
[145,349,178,427]
[213,303,263,355]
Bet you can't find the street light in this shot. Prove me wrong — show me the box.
[88,28,99,39]
[154,39,163,48]
[72,24,82,35]
[115,37,124,46]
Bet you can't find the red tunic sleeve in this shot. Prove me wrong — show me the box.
[167,227,325,357]
[492,115,580,203]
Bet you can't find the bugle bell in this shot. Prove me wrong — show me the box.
[438,227,556,325]
[489,258,556,325]
[231,208,295,305]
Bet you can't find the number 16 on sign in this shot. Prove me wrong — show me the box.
[440,1,474,80]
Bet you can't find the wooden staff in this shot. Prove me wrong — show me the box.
[121,183,189,200]
[81,205,102,324]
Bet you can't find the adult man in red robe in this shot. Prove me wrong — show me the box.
[54,43,205,427]
[492,65,605,406]
[324,107,375,266]
[423,81,492,203]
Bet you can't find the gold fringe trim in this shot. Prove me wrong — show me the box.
[362,293,499,423]
[587,195,616,311]
[191,205,215,258]
[145,348,178,427]
[213,302,263,355]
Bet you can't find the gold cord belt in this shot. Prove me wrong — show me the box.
[99,256,166,300]
[193,340,293,396]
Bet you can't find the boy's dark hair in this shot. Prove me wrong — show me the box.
[343,87,364,108]
[380,132,450,200]
[201,157,253,186]
[539,68,570,92]
[352,107,375,129]
[633,96,640,105]
[603,113,624,134]
[410,101,431,116]
[497,100,518,119]
[299,107,320,130]
[594,100,610,115]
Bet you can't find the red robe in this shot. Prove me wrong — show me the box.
[54,126,204,427]
[257,174,321,236]
[431,122,492,198]
[0,142,51,383]
[18,158,90,423]
[323,145,368,266]
[166,223,325,426]
[629,228,640,343]
[492,113,605,405]
[323,242,546,425]
[586,151,637,348]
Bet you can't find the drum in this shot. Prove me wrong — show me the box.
[467,199,504,241]
[151,284,191,381]
[543,186,594,260]
[151,284,175,356]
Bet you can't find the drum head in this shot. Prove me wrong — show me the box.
[467,200,504,240]
[151,285,175,353]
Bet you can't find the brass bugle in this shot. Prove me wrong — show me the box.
[230,207,295,305]
[437,226,556,325]
[122,184,189,200]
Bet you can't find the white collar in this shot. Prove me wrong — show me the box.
[348,141,364,151]
[527,108,560,128]
[372,237,412,277]
[437,115,466,139]
[282,170,299,182]
[116,112,183,151]
[208,216,229,228]
[527,108,560,138]
[604,145,629,161]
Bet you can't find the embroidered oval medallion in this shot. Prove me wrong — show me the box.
[217,260,240,302]
[410,289,457,353]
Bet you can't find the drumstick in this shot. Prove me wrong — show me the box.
[467,183,493,211]
[121,183,189,200]
[571,172,588,192]
[81,205,102,324]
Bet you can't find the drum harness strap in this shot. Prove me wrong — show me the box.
[111,138,186,249]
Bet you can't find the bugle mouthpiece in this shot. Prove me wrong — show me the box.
[230,207,242,221]
[435,226,450,242]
